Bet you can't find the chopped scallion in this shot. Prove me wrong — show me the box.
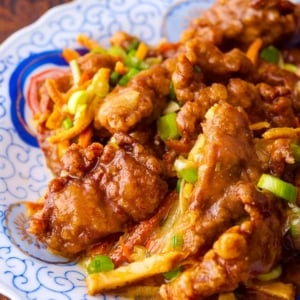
[157,112,181,141]
[163,266,181,281]
[174,157,198,184]
[290,143,300,163]
[163,101,180,114]
[110,70,120,85]
[260,45,280,64]
[62,118,73,129]
[127,39,139,52]
[256,265,282,281]
[107,46,127,58]
[169,81,176,100]
[68,90,89,115]
[257,173,297,203]
[171,234,183,250]
[118,68,140,86]
[87,255,115,274]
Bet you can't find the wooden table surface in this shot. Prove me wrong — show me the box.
[0,0,72,43]
[0,1,72,298]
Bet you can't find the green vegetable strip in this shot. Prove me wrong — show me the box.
[257,173,297,203]
[163,266,182,281]
[256,265,282,281]
[171,234,183,250]
[157,112,181,141]
[290,143,300,162]
[179,167,198,184]
[62,118,73,129]
[87,255,115,274]
[118,68,140,86]
[260,45,280,64]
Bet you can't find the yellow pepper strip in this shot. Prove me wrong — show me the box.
[87,68,111,97]
[77,33,103,51]
[249,121,270,131]
[246,38,263,64]
[62,48,80,63]
[45,104,65,130]
[263,127,300,140]
[45,78,66,106]
[135,42,148,60]
[114,61,128,75]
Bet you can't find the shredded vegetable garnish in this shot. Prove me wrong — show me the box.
[87,255,115,274]
[157,112,181,141]
[257,174,298,203]
[174,157,198,184]
[256,265,282,281]
[260,45,280,64]
[246,38,263,64]
[163,266,182,281]
[24,1,300,299]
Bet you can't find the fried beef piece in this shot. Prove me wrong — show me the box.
[77,52,118,78]
[176,83,228,141]
[257,60,300,113]
[95,64,170,133]
[184,39,254,82]
[171,54,206,104]
[159,103,286,299]
[181,0,298,49]
[176,78,267,142]
[29,133,168,256]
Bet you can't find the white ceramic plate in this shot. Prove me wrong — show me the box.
[0,0,213,299]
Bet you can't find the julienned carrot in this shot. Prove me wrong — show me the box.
[45,78,66,106]
[246,38,263,64]
[78,125,93,148]
[77,33,103,50]
[62,48,80,63]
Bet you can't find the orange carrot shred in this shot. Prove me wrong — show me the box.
[78,125,93,148]
[246,38,263,64]
[62,48,80,63]
[119,236,132,263]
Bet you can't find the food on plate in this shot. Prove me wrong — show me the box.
[25,0,300,299]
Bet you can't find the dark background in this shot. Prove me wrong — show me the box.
[0,0,72,43]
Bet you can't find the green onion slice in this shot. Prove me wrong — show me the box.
[67,90,89,115]
[169,81,176,100]
[171,234,183,250]
[87,255,115,274]
[62,118,73,129]
[163,266,181,281]
[107,46,127,58]
[290,143,300,163]
[257,173,297,203]
[118,68,140,86]
[260,45,280,64]
[157,112,181,141]
[174,157,198,184]
[256,265,282,282]
[127,39,139,52]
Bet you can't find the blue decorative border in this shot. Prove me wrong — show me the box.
[9,50,69,147]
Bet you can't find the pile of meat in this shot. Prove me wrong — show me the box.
[28,0,300,299]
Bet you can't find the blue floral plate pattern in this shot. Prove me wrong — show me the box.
[1,0,300,299]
